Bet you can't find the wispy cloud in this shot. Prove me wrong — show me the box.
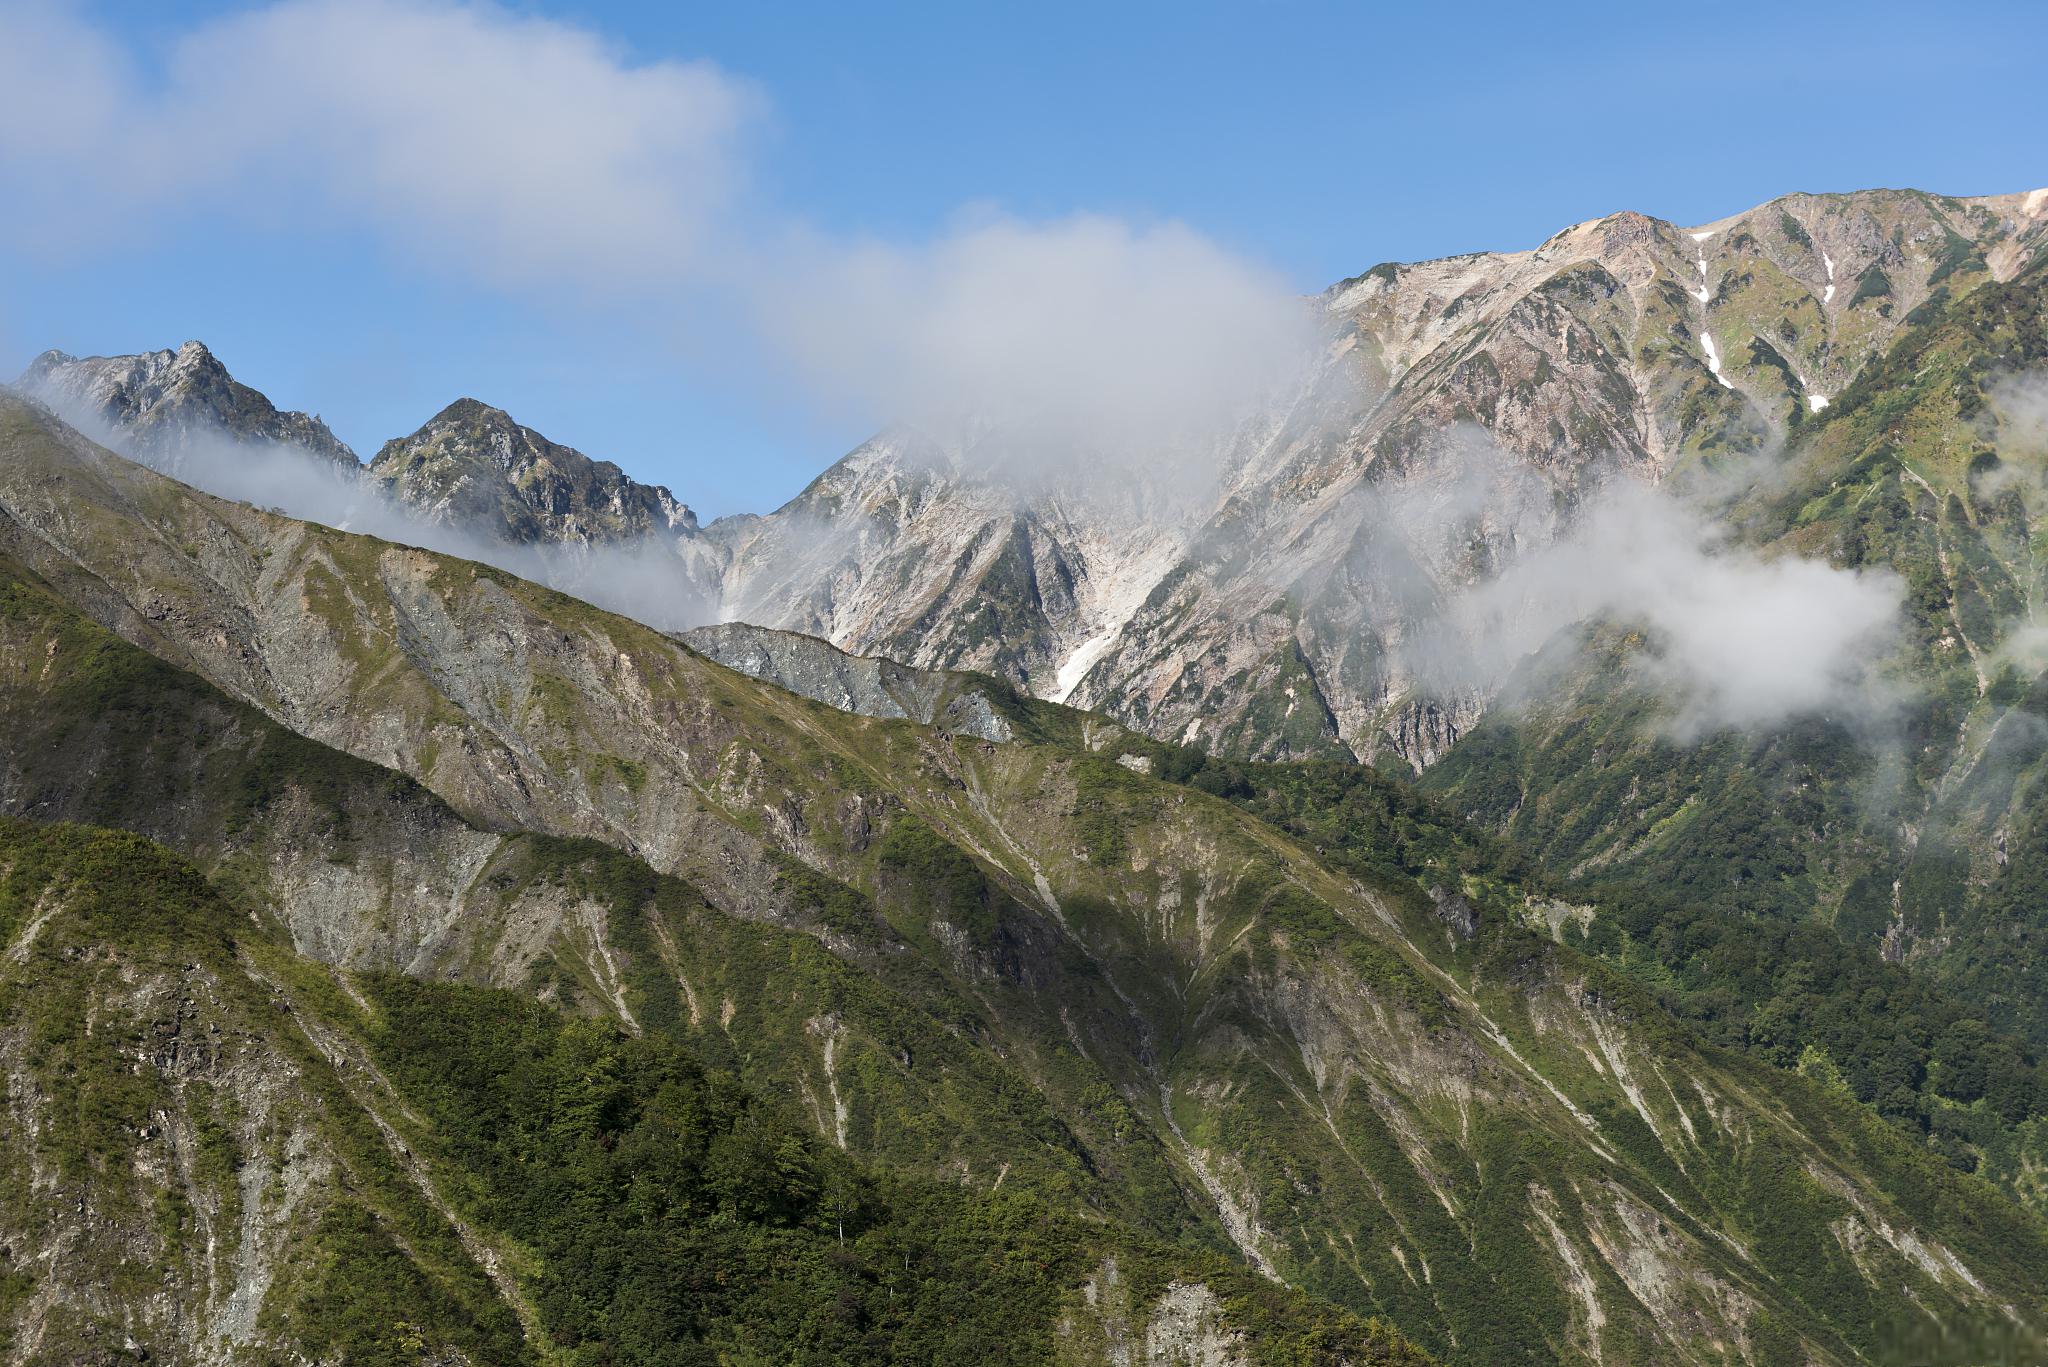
[26,393,721,630]
[0,0,754,287]
[1396,437,1906,735]
[758,211,1318,458]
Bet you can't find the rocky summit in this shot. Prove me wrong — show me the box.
[690,188,2048,770]
[20,339,358,473]
[47,190,2046,772]
[368,397,701,545]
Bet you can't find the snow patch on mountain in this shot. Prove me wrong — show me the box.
[1045,529,1183,705]
[1052,629,1118,704]
[1700,333,1732,389]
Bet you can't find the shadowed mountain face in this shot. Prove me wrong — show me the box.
[4,391,2048,1364]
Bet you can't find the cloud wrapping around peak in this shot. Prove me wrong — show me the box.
[0,0,1913,740]
[1400,442,1906,736]
[23,391,723,632]
[761,212,1320,449]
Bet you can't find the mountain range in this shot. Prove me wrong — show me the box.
[8,182,2048,1363]
[28,188,2048,769]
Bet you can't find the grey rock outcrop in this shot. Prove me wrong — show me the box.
[370,396,699,545]
[18,339,357,472]
[682,620,1016,743]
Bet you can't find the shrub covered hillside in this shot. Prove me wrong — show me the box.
[0,818,1428,1365]
[1134,745,2048,1213]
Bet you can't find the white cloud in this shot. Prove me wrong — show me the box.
[0,0,1314,466]
[760,212,1319,456]
[1985,369,2048,462]
[1402,442,1906,734]
[0,0,756,288]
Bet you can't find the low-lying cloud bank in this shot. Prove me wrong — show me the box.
[1462,483,1902,734]
[1393,441,1906,736]
[34,398,720,632]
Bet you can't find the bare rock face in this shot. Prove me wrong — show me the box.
[30,188,2048,772]
[701,187,2048,770]
[1057,1260,1257,1366]
[702,430,1189,699]
[17,340,357,472]
[369,397,699,545]
[1427,884,1480,941]
[681,619,1018,742]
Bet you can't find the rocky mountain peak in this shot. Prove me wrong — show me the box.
[164,336,228,377]
[422,394,520,432]
[712,186,2048,770]
[25,186,2048,773]
[370,396,700,545]
[16,339,357,471]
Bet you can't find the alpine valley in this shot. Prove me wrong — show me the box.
[7,183,2048,1366]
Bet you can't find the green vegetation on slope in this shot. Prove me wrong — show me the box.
[1060,740,2048,1363]
[0,819,1427,1365]
[0,548,443,857]
[1406,262,2048,1207]
[0,819,531,1367]
[366,973,1424,1366]
[10,383,2048,1361]
[1126,732,2048,1213]
[0,547,1213,1250]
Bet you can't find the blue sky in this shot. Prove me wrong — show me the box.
[2,0,2043,517]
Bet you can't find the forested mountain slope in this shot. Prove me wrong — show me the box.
[0,817,1421,1364]
[4,394,2047,1362]
[687,615,2048,1215]
[1422,257,2048,1145]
